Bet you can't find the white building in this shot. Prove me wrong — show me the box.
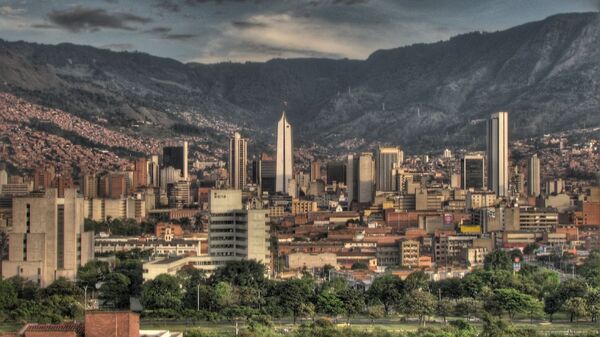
[527,154,541,197]
[487,112,509,197]
[276,112,293,194]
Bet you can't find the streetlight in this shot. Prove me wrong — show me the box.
[197,284,200,311]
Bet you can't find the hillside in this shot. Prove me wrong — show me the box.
[1,12,600,156]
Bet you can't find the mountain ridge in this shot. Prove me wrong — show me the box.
[1,12,600,156]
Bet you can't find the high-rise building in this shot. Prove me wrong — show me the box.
[347,155,358,204]
[527,154,541,197]
[376,146,402,192]
[310,161,321,182]
[228,132,248,190]
[33,165,55,191]
[326,161,346,185]
[133,157,148,189]
[461,155,485,190]
[163,141,188,181]
[167,180,191,208]
[147,155,160,187]
[107,173,127,199]
[259,154,276,194]
[487,112,509,197]
[80,172,97,199]
[358,153,374,203]
[0,163,7,190]
[275,112,293,194]
[1,188,94,287]
[208,190,269,264]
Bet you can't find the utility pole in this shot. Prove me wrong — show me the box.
[197,284,200,311]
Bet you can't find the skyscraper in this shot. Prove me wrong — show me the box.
[347,153,374,204]
[487,112,509,197]
[147,155,160,187]
[228,132,248,190]
[259,154,276,194]
[163,141,188,181]
[133,157,148,189]
[461,155,485,190]
[376,146,402,192]
[310,161,321,182]
[527,154,541,197]
[276,112,293,194]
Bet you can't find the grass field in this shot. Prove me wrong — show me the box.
[1,319,598,335]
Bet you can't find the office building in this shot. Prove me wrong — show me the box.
[147,154,160,187]
[310,161,321,182]
[163,141,188,180]
[275,112,293,194]
[167,180,191,208]
[228,132,248,190]
[326,161,346,185]
[33,165,55,191]
[259,154,276,194]
[133,157,148,189]
[527,154,541,197]
[2,189,94,287]
[0,163,7,190]
[208,190,269,263]
[376,146,402,192]
[545,178,565,194]
[80,172,97,199]
[487,112,509,197]
[358,153,374,203]
[461,155,485,190]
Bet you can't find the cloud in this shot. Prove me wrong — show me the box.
[0,5,25,16]
[231,20,269,29]
[47,6,152,32]
[163,33,197,40]
[156,0,181,12]
[145,26,172,34]
[99,43,134,50]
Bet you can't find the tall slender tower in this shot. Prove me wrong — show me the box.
[487,112,509,197]
[527,154,540,197]
[376,146,402,192]
[228,132,248,190]
[276,112,293,194]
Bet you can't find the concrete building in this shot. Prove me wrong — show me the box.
[2,189,94,287]
[275,112,293,194]
[487,112,509,197]
[147,154,160,187]
[163,142,188,181]
[228,132,248,190]
[399,239,420,268]
[310,161,322,182]
[166,180,190,208]
[461,155,485,190]
[465,190,496,210]
[527,154,541,197]
[376,146,402,192]
[133,157,148,189]
[291,199,318,215]
[208,190,269,264]
[358,153,374,204]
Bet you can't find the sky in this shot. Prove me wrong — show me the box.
[0,0,598,64]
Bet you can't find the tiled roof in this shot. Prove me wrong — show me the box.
[21,323,84,336]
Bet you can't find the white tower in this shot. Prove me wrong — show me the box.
[487,112,509,197]
[276,112,293,194]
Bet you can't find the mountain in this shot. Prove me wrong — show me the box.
[1,12,600,156]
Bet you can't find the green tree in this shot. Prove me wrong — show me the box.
[586,288,600,322]
[455,297,483,321]
[42,277,83,298]
[404,271,429,292]
[367,275,403,316]
[338,287,364,323]
[350,262,368,270]
[316,289,344,319]
[437,298,455,324]
[274,278,314,324]
[114,259,144,296]
[485,288,539,321]
[210,260,266,289]
[484,250,513,271]
[543,292,562,322]
[401,290,436,326]
[99,272,131,309]
[562,297,588,322]
[0,279,17,311]
[77,260,109,289]
[140,274,183,310]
